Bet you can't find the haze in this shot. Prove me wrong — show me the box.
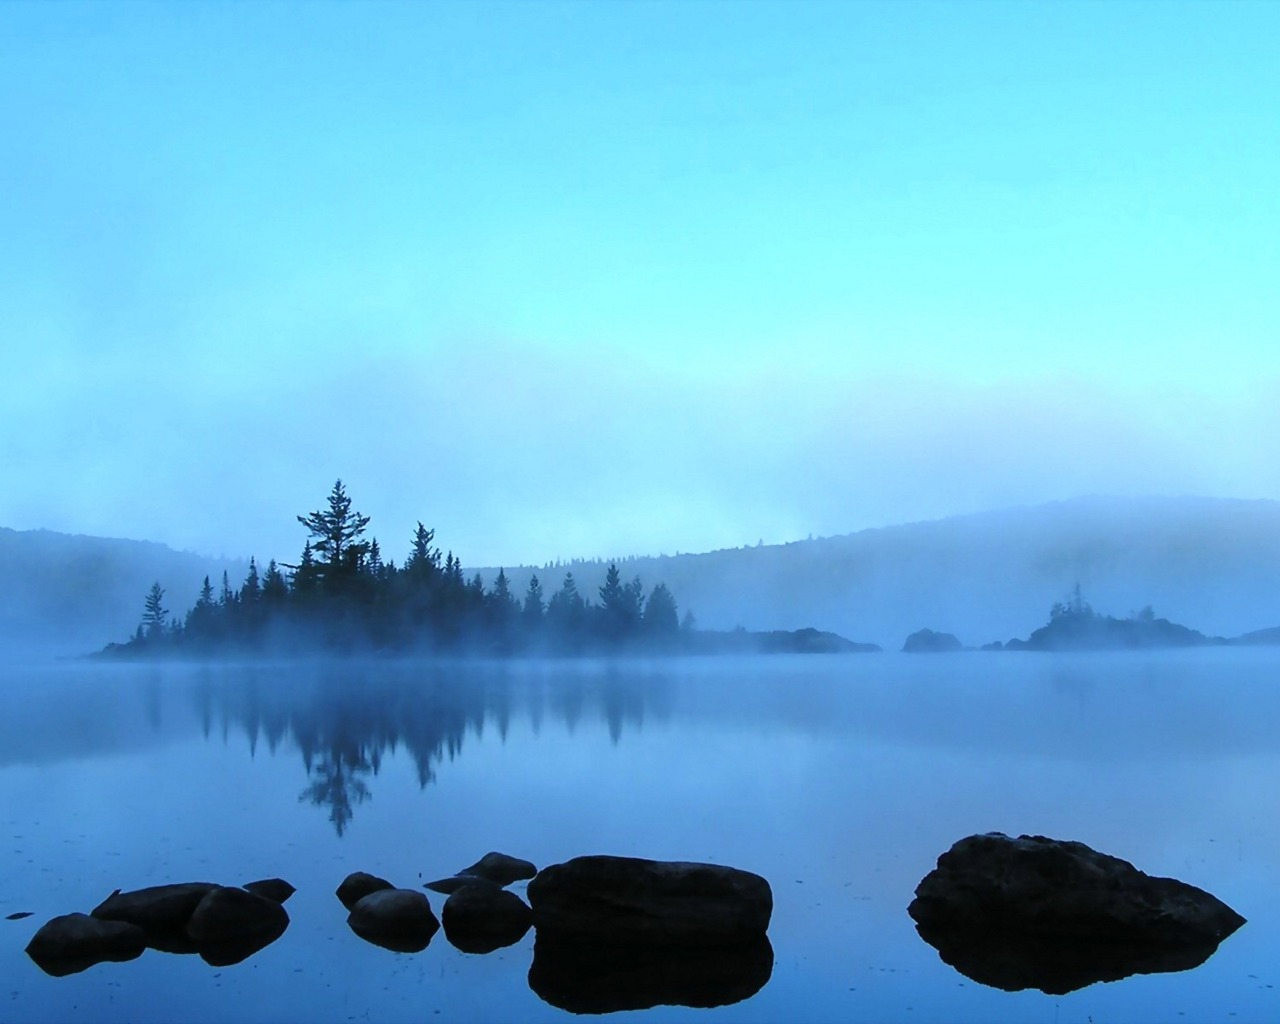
[3,1,1277,568]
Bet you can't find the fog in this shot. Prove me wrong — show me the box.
[2,2,1278,578]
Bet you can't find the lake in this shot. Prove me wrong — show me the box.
[2,650,1277,1023]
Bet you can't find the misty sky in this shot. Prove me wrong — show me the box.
[3,1,1278,568]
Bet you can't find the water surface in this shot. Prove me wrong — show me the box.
[2,651,1277,1022]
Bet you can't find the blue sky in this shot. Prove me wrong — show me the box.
[2,1,1277,566]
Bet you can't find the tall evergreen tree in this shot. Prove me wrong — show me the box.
[643,583,679,635]
[262,559,289,606]
[296,479,371,586]
[522,575,545,629]
[142,582,168,640]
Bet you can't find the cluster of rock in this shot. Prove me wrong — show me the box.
[25,878,294,977]
[337,852,537,955]
[340,851,775,1012]
[22,835,1247,1004]
[909,832,1247,995]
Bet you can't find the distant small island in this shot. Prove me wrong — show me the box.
[911,581,1280,652]
[905,585,1280,652]
[100,480,872,660]
[999,591,1223,651]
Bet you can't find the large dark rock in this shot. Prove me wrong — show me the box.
[902,628,963,653]
[25,913,147,977]
[529,932,774,1013]
[458,852,538,887]
[527,855,772,946]
[243,878,295,904]
[347,888,440,953]
[909,833,1246,994]
[187,886,289,946]
[442,885,532,954]
[91,882,218,933]
[336,871,394,911]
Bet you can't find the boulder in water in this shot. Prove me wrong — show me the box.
[527,855,771,946]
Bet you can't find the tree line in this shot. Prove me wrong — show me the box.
[116,480,687,657]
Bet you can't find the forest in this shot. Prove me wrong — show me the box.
[106,480,685,658]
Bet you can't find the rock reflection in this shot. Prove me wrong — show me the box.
[914,921,1229,995]
[201,663,670,834]
[528,934,774,1014]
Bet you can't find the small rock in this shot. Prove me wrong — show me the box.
[7,912,33,921]
[187,886,289,945]
[442,885,532,954]
[336,871,394,911]
[457,852,538,887]
[91,882,218,933]
[25,913,147,977]
[243,878,296,904]
[347,889,440,953]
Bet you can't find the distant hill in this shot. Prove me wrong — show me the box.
[0,527,247,660]
[474,497,1280,650]
[9,495,1280,661]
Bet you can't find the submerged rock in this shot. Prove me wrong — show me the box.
[529,932,774,1013]
[347,889,440,953]
[25,913,147,977]
[528,855,772,946]
[424,875,500,896]
[458,852,538,887]
[91,882,218,933]
[336,871,394,911]
[909,832,1246,994]
[442,885,532,954]
[243,878,296,904]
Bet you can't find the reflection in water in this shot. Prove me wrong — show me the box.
[528,933,774,1014]
[913,921,1230,996]
[197,662,669,835]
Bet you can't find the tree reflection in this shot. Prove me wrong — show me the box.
[200,661,671,835]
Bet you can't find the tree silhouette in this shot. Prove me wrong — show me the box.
[296,479,371,588]
[142,582,168,640]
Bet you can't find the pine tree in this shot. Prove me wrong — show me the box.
[643,583,679,635]
[142,582,168,640]
[296,479,371,587]
[262,559,289,606]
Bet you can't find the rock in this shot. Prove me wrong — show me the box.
[457,852,538,887]
[441,885,532,954]
[336,871,394,911]
[243,878,296,904]
[527,855,772,946]
[6,912,33,920]
[908,833,1246,993]
[980,641,1003,651]
[91,882,218,933]
[423,875,500,896]
[347,889,440,953]
[902,628,963,653]
[25,913,147,977]
[186,886,289,946]
[529,932,774,1013]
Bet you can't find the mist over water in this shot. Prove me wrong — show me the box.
[2,651,1277,1022]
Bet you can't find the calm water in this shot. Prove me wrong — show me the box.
[2,651,1278,1023]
